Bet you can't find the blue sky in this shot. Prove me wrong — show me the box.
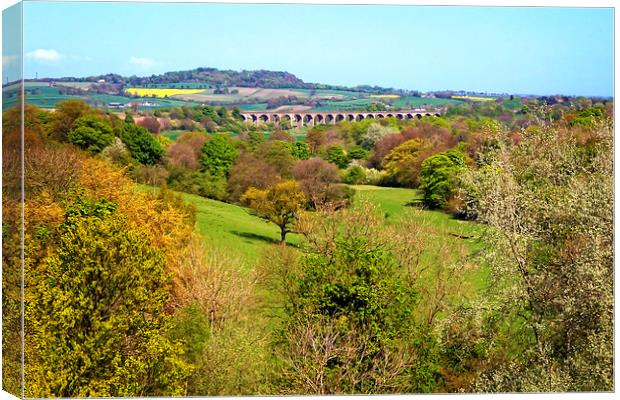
[12,1,615,96]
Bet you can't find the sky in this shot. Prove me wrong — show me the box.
[4,1,615,96]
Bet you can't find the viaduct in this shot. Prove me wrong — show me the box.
[240,109,441,127]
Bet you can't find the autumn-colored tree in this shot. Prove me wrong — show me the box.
[227,152,281,202]
[137,115,161,134]
[47,99,103,142]
[292,157,343,209]
[370,133,407,168]
[304,128,326,154]
[382,138,433,187]
[167,141,201,170]
[241,180,306,243]
[269,129,295,143]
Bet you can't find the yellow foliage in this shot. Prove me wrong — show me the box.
[78,157,194,267]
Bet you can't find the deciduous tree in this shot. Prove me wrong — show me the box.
[241,180,306,243]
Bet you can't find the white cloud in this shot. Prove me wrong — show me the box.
[129,56,156,68]
[2,55,17,67]
[26,49,63,62]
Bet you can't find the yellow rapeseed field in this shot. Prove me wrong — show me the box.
[452,95,496,102]
[125,88,204,98]
[369,94,401,99]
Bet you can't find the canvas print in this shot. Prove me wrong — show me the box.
[1,0,614,397]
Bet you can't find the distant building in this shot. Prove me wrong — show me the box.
[97,79,106,83]
[107,102,125,109]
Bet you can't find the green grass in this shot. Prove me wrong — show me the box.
[502,98,523,110]
[351,185,476,234]
[139,185,300,267]
[138,183,488,294]
[311,98,376,112]
[351,185,488,292]
[161,130,187,141]
[3,84,80,109]
[1,83,201,110]
[239,103,268,111]
[390,96,461,108]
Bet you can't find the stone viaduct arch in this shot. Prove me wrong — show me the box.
[240,109,441,128]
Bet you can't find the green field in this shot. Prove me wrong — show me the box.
[2,83,202,110]
[310,96,460,112]
[239,102,268,111]
[141,183,483,272]
[3,82,461,113]
[351,185,487,291]
[311,98,376,111]
[3,84,80,109]
[391,96,462,108]
[161,130,187,141]
[139,185,301,266]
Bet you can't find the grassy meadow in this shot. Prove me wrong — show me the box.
[139,183,487,294]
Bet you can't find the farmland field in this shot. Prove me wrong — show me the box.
[3,84,81,109]
[3,81,460,112]
[239,102,268,111]
[391,96,462,108]
[125,87,205,97]
[451,95,496,102]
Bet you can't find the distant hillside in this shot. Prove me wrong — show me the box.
[44,67,419,95]
[50,68,307,89]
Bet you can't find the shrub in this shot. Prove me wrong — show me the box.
[131,164,170,186]
[269,130,295,143]
[348,146,368,160]
[26,207,191,397]
[275,205,428,394]
[100,137,133,166]
[325,145,350,169]
[343,165,366,185]
[167,168,227,201]
[290,142,311,160]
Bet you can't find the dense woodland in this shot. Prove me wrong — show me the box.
[2,94,613,396]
